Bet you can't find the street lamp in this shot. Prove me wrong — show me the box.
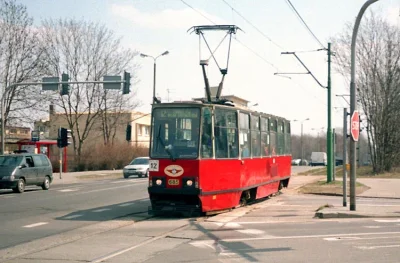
[311,127,325,151]
[140,51,169,104]
[293,118,310,165]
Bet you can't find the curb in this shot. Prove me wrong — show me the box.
[315,211,400,219]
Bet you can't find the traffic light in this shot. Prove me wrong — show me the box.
[123,71,130,94]
[60,73,69,96]
[126,124,132,141]
[58,127,72,148]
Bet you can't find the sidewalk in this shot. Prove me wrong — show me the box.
[51,169,123,185]
[307,177,400,219]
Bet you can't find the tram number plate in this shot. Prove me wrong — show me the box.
[168,179,179,186]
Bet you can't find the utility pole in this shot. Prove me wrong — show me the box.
[350,0,380,211]
[343,108,348,207]
[278,43,333,183]
[327,43,333,183]
[332,128,336,181]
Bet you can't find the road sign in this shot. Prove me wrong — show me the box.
[351,110,360,141]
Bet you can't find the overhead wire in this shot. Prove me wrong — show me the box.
[285,0,325,49]
[180,0,333,118]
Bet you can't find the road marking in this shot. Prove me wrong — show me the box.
[208,231,400,243]
[140,199,149,202]
[364,226,382,229]
[64,214,83,219]
[112,179,147,184]
[23,222,48,228]
[213,222,242,228]
[92,208,111,213]
[356,244,400,250]
[58,189,79,192]
[324,237,361,241]
[119,203,134,207]
[236,229,265,235]
[375,219,400,223]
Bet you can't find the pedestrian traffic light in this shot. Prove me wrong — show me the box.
[58,127,72,148]
[123,71,130,94]
[60,73,69,96]
[126,124,132,141]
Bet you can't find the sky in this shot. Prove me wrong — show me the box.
[18,0,400,135]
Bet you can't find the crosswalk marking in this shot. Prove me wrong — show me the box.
[92,208,111,212]
[23,222,48,228]
[64,214,83,219]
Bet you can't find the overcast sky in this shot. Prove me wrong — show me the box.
[19,0,399,135]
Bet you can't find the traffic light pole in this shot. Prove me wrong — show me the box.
[0,76,130,155]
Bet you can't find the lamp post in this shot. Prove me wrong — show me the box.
[293,118,310,165]
[140,51,169,104]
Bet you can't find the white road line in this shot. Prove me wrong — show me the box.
[375,219,400,223]
[213,231,400,243]
[140,199,149,202]
[119,203,134,207]
[356,244,400,250]
[58,189,79,192]
[364,226,382,229]
[213,222,242,228]
[64,214,83,219]
[23,222,48,228]
[92,208,111,213]
[236,229,265,235]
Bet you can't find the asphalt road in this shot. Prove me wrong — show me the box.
[0,177,150,250]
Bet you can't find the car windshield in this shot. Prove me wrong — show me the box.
[130,158,149,165]
[0,155,23,167]
[150,107,200,159]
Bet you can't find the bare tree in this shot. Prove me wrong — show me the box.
[0,0,46,127]
[39,18,140,163]
[332,13,400,173]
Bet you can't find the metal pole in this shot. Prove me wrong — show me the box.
[58,127,62,180]
[333,128,336,181]
[0,83,4,155]
[301,122,303,164]
[350,0,380,211]
[343,108,348,207]
[153,60,157,103]
[327,43,333,183]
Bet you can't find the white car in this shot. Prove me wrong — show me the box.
[291,159,301,166]
[123,157,150,178]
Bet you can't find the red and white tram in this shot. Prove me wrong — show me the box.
[147,101,291,215]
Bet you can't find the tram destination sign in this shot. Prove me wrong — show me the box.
[158,108,199,118]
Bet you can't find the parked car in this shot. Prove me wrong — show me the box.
[0,153,53,193]
[123,157,150,178]
[291,159,301,166]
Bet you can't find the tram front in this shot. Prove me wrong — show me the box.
[147,104,203,215]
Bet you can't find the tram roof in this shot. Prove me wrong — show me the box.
[152,100,289,122]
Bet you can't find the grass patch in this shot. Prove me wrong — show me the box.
[297,166,400,179]
[299,179,370,196]
[77,173,123,180]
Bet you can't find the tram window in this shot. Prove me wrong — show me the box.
[270,131,277,156]
[261,132,270,156]
[285,122,291,154]
[251,115,260,130]
[251,131,261,157]
[277,121,285,155]
[214,109,239,158]
[201,107,213,158]
[270,119,277,132]
[261,117,269,132]
[239,112,250,158]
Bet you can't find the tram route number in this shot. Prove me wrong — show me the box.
[149,160,159,171]
[168,179,179,186]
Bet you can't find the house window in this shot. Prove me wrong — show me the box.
[144,126,149,135]
[10,129,17,134]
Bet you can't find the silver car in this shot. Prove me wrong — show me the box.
[123,157,149,178]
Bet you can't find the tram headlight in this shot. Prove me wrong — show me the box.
[186,180,193,186]
[156,179,162,186]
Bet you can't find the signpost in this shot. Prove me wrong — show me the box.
[351,110,360,142]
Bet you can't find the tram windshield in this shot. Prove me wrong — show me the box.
[150,107,200,159]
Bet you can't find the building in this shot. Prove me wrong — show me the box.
[1,126,31,153]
